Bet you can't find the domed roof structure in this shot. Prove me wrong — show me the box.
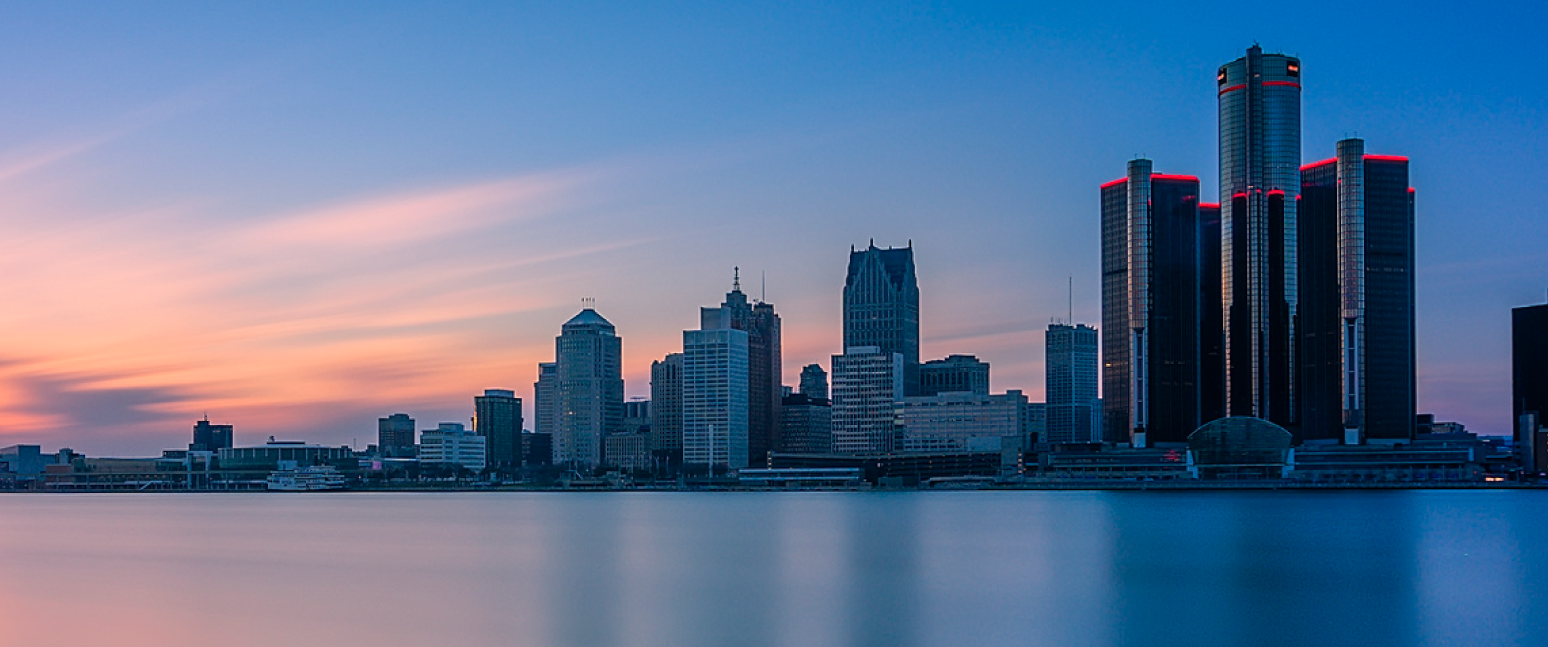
[563,308,614,330]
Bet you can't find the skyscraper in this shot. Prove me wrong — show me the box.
[534,362,558,435]
[474,389,523,470]
[1100,160,1208,446]
[799,363,828,400]
[190,417,234,453]
[1512,301,1548,438]
[919,355,990,396]
[780,392,832,454]
[1219,44,1302,427]
[377,413,416,458]
[1046,323,1099,444]
[1299,139,1416,443]
[650,353,685,463]
[844,242,921,396]
[682,327,750,472]
[831,346,903,453]
[551,308,624,472]
[700,270,782,466]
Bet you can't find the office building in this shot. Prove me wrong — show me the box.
[474,389,523,470]
[898,390,1031,453]
[604,432,652,473]
[919,354,990,396]
[377,413,416,458]
[700,270,782,465]
[1516,300,1548,466]
[534,362,558,435]
[190,417,234,453]
[1047,323,1099,444]
[800,363,828,400]
[1200,202,1226,424]
[844,242,921,396]
[623,399,651,434]
[780,392,832,455]
[522,431,553,467]
[550,308,624,472]
[651,353,684,462]
[831,346,903,453]
[1300,139,1416,443]
[1219,44,1301,426]
[419,423,487,472]
[682,327,750,472]
[1025,402,1048,443]
[1100,160,1208,446]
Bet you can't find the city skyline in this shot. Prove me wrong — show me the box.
[2,3,1545,454]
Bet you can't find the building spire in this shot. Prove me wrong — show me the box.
[733,266,741,292]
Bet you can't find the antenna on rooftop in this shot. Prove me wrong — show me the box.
[761,270,766,303]
[1068,277,1073,324]
[733,267,740,292]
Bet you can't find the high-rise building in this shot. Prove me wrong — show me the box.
[844,242,921,396]
[1046,323,1099,444]
[919,355,990,396]
[551,308,624,472]
[1219,44,1302,427]
[1300,139,1416,443]
[650,353,685,462]
[534,362,558,435]
[419,422,486,472]
[377,413,416,458]
[190,416,234,453]
[474,389,523,470]
[1100,160,1208,446]
[898,390,1030,453]
[799,363,828,400]
[779,392,832,454]
[700,270,782,466]
[622,399,651,434]
[831,346,903,453]
[1514,300,1548,438]
[1200,202,1226,425]
[682,328,750,471]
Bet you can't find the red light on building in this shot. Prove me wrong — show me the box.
[1300,158,1336,170]
[1101,178,1126,189]
[1218,83,1247,95]
[1364,154,1410,162]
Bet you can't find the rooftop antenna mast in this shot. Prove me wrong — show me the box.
[1068,276,1074,325]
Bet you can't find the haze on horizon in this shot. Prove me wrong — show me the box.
[1,1,1543,455]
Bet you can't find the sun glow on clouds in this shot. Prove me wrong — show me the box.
[0,158,637,454]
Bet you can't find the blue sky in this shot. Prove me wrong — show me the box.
[0,1,1543,453]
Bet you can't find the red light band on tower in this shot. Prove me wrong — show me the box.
[1199,203,1220,209]
[1267,189,1285,196]
[1150,174,1200,182]
[1101,178,1126,189]
[1300,158,1336,170]
[1262,81,1301,89]
[1364,154,1410,162]
[1218,84,1246,95]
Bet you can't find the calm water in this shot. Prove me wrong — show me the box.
[1,490,1542,647]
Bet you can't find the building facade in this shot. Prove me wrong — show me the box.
[650,353,684,462]
[831,346,904,453]
[779,392,832,455]
[1047,323,1100,444]
[1515,300,1548,448]
[898,390,1030,453]
[474,389,523,470]
[534,362,558,435]
[551,308,624,472]
[844,243,921,396]
[190,417,234,453]
[700,271,782,466]
[682,328,750,471]
[919,354,990,396]
[419,423,487,472]
[1219,44,1302,427]
[800,363,828,400]
[1300,139,1416,443]
[377,413,416,458]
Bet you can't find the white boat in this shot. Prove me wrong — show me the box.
[267,465,347,491]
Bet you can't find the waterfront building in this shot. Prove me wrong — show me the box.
[522,431,553,467]
[0,444,44,483]
[604,432,652,473]
[650,353,685,463]
[1200,202,1226,424]
[1025,402,1048,443]
[474,389,523,470]
[1219,44,1302,427]
[1100,160,1211,447]
[700,270,782,466]
[550,308,624,472]
[897,390,1030,453]
[919,354,990,396]
[779,392,832,455]
[844,242,921,396]
[623,399,651,434]
[190,417,234,453]
[831,346,904,454]
[534,362,558,436]
[419,423,487,472]
[682,327,750,472]
[218,439,355,471]
[1514,300,1548,433]
[1300,139,1416,443]
[377,413,416,458]
[1046,323,1100,444]
[800,363,828,400]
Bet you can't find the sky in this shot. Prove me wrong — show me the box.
[1,1,1544,455]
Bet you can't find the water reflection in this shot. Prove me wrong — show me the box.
[0,491,1544,647]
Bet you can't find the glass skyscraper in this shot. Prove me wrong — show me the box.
[474,389,523,470]
[683,327,750,472]
[699,271,782,466]
[1046,323,1099,444]
[844,242,921,396]
[551,308,623,472]
[1219,44,1301,427]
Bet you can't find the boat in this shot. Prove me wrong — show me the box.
[266,465,347,491]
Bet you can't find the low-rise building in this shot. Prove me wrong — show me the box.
[419,423,486,472]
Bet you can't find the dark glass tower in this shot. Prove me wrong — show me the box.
[700,269,782,465]
[1299,140,1415,443]
[475,389,523,470]
[1516,302,1548,432]
[190,417,234,452]
[919,354,990,396]
[1219,45,1301,428]
[1199,202,1226,425]
[1100,159,1206,446]
[843,242,921,396]
[377,413,415,458]
[650,353,684,464]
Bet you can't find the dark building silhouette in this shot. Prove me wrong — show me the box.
[650,353,684,464]
[475,389,523,470]
[522,431,553,467]
[780,392,832,455]
[1515,301,1548,430]
[623,399,651,434]
[1300,139,1416,443]
[799,363,828,400]
[700,269,782,467]
[1200,202,1226,425]
[377,413,415,458]
[1100,160,1207,445]
[190,417,234,452]
[844,242,921,396]
[919,355,990,396]
[1219,45,1301,428]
